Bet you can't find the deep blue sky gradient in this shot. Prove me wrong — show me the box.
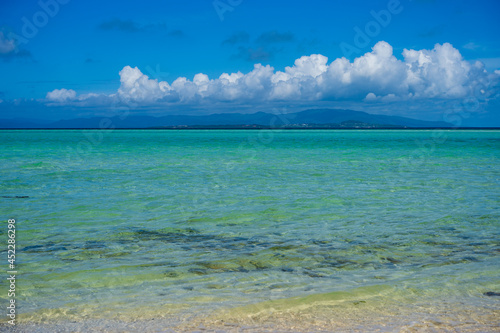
[0,0,499,124]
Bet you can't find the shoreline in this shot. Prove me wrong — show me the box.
[4,286,499,332]
[4,303,499,333]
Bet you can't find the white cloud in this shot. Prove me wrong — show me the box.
[476,57,500,72]
[118,65,171,102]
[46,88,77,102]
[403,43,478,98]
[463,42,480,50]
[364,93,377,102]
[47,41,500,108]
[0,32,16,54]
[322,41,409,99]
[283,54,329,78]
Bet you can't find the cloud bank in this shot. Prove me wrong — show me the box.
[46,41,499,108]
[46,88,77,102]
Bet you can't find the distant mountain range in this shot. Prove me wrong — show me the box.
[0,109,453,129]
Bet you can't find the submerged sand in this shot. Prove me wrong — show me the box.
[4,285,499,332]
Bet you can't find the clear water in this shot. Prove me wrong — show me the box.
[0,129,499,331]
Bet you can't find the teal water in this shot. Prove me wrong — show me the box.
[0,130,499,331]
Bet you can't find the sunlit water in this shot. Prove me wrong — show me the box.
[0,129,499,332]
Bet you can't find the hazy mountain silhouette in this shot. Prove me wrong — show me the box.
[0,109,452,129]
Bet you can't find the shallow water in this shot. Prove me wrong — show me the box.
[0,129,499,331]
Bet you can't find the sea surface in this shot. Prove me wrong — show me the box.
[0,129,499,332]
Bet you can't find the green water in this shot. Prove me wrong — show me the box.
[0,129,499,331]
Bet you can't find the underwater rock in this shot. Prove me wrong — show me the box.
[484,291,500,296]
[188,268,208,275]
[281,267,294,273]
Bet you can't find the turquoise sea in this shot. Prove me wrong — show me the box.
[0,129,499,332]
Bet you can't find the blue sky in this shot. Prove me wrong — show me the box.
[0,0,499,125]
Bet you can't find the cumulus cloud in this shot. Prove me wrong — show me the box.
[118,66,171,102]
[46,88,77,102]
[47,41,500,108]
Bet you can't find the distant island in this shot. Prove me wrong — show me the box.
[0,108,455,129]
